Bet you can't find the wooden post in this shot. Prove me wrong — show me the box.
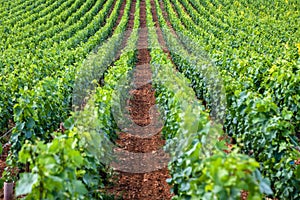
[4,182,14,200]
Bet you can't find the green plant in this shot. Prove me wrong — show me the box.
[146,0,267,198]
[2,166,18,183]
[13,0,140,197]
[16,135,87,199]
[155,0,300,197]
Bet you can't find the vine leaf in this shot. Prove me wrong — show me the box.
[15,173,38,196]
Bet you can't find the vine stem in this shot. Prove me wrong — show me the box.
[0,127,14,139]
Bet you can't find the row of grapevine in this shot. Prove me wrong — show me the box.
[2,0,107,49]
[186,0,299,105]
[1,0,93,47]
[0,0,43,20]
[9,0,125,164]
[0,0,121,149]
[158,0,300,198]
[0,0,298,199]
[10,0,128,157]
[2,0,62,28]
[145,0,271,199]
[13,0,141,198]
[0,0,51,25]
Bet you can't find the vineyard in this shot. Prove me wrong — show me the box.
[0,0,299,199]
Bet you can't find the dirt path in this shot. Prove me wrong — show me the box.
[107,0,172,199]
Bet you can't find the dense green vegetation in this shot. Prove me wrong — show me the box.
[0,0,299,199]
[159,0,299,198]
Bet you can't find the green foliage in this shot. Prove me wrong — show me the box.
[146,0,265,198]
[170,149,264,200]
[17,135,88,199]
[1,166,17,183]
[0,0,118,148]
[13,0,139,198]
[5,0,128,165]
[157,0,300,198]
[0,0,298,198]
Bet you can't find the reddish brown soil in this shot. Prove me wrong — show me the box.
[115,0,135,59]
[150,0,181,73]
[113,0,127,31]
[107,0,172,199]
[0,143,11,199]
[0,144,9,176]
[116,132,165,153]
[100,0,134,87]
[109,168,171,200]
[155,0,178,39]
[241,191,248,200]
[158,0,185,39]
